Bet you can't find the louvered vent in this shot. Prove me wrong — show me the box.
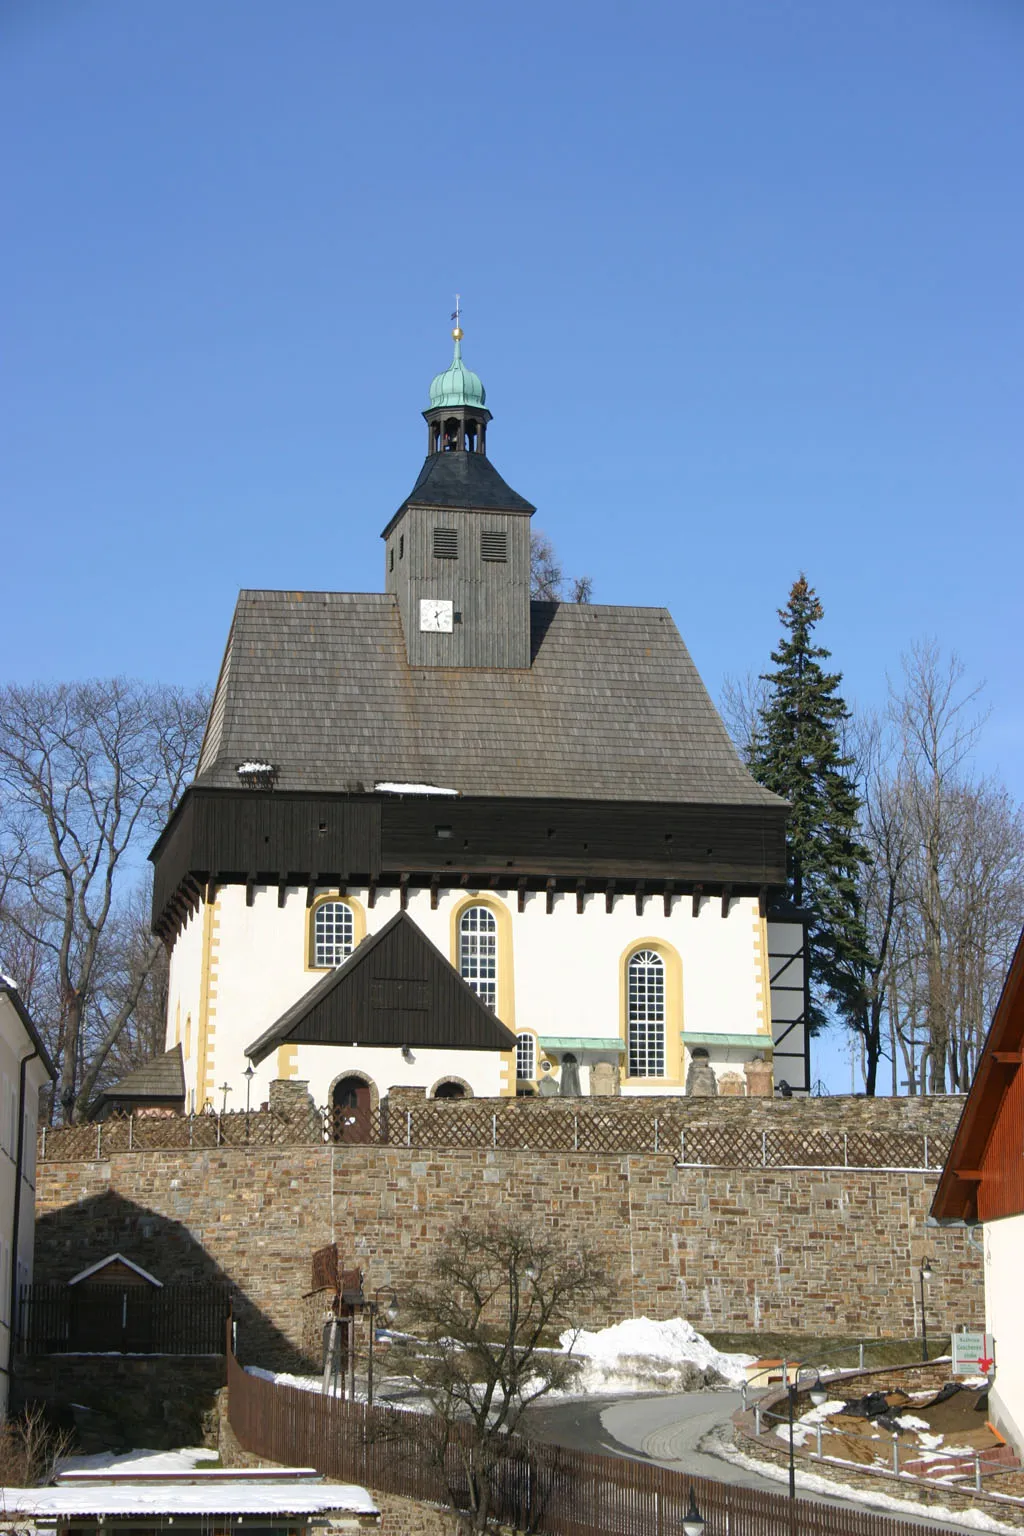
[433,527,458,559]
[481,530,508,562]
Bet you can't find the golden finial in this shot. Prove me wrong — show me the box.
[451,293,463,341]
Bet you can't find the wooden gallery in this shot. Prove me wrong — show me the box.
[147,322,809,1124]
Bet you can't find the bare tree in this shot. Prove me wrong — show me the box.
[0,680,208,1121]
[529,531,592,604]
[391,1220,607,1533]
[719,670,770,765]
[839,646,1024,1095]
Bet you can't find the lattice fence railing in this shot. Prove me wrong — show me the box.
[39,1104,950,1171]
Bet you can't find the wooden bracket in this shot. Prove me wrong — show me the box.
[721,885,733,919]
[517,877,528,914]
[367,881,377,909]
[399,874,410,911]
[692,884,703,918]
[576,879,587,915]
[430,875,440,911]
[605,880,616,914]
[993,1052,1022,1066]
[545,878,557,915]
[245,879,256,908]
[277,882,289,909]
[758,885,768,919]
[663,882,675,918]
[306,884,318,909]
[635,881,645,918]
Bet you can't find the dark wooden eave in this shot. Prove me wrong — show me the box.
[245,911,517,1063]
[149,786,788,939]
[931,924,1024,1225]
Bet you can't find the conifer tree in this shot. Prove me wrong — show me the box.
[750,576,869,1038]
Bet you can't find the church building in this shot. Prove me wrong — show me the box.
[149,321,809,1122]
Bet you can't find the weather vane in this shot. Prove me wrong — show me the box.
[450,294,462,338]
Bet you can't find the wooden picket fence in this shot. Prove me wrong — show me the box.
[18,1282,232,1355]
[39,1106,948,1172]
[226,1347,956,1536]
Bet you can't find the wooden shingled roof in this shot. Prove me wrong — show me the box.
[245,911,517,1064]
[932,925,1024,1225]
[96,1044,185,1106]
[196,594,783,808]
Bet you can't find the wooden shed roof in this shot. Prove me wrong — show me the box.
[97,1044,185,1106]
[245,911,517,1064]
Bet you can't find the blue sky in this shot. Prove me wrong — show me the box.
[3,2,1021,1089]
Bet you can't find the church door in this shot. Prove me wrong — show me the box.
[332,1076,371,1143]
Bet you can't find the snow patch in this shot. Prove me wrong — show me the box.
[60,1448,220,1476]
[374,782,458,797]
[561,1316,755,1392]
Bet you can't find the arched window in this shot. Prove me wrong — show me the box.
[313,901,355,968]
[459,905,497,1010]
[628,949,666,1077]
[516,1032,535,1081]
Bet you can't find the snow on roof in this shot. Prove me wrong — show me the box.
[67,1253,163,1288]
[2,1482,379,1517]
[237,761,276,774]
[374,781,458,796]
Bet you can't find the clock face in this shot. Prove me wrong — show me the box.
[419,598,454,633]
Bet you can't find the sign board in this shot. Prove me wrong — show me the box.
[951,1330,996,1376]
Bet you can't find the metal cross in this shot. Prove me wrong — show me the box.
[219,1081,232,1114]
[451,293,461,330]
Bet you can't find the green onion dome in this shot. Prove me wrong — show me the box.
[429,328,487,410]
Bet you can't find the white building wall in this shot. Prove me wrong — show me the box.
[166,883,778,1111]
[985,1216,1024,1453]
[0,995,51,1417]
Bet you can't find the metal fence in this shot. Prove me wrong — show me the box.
[226,1346,956,1536]
[17,1282,232,1355]
[38,1105,949,1171]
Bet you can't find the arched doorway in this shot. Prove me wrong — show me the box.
[331,1075,372,1143]
[433,1080,467,1100]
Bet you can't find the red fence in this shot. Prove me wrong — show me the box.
[226,1347,957,1536]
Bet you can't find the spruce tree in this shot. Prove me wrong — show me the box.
[750,576,869,1037]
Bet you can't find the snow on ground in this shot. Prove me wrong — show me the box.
[703,1426,1022,1534]
[60,1448,221,1475]
[560,1316,755,1394]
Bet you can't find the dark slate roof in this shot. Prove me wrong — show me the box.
[98,1044,185,1104]
[197,593,781,808]
[385,451,535,531]
[245,912,517,1063]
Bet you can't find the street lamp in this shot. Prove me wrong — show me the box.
[244,1063,255,1115]
[366,1285,398,1407]
[919,1258,935,1362]
[682,1488,705,1536]
[787,1366,827,1502]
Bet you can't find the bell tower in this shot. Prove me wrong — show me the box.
[382,310,536,669]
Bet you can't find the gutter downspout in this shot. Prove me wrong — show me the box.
[7,1043,39,1379]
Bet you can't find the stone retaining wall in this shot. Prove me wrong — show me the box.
[34,1096,981,1370]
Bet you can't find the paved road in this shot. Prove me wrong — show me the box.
[525,1391,976,1532]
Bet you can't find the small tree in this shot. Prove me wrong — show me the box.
[529,531,592,603]
[750,576,869,1037]
[391,1220,607,1533]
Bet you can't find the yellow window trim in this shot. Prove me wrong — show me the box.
[449,892,515,1030]
[306,892,368,972]
[619,938,683,1085]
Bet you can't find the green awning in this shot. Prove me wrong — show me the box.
[539,1037,625,1053]
[681,1032,773,1050]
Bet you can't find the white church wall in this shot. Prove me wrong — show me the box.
[166,880,774,1110]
